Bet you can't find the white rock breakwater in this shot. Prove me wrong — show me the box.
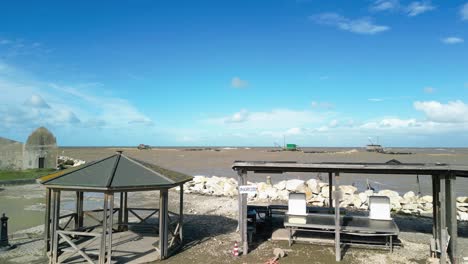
[182,175,468,221]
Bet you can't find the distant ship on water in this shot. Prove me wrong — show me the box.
[366,137,384,152]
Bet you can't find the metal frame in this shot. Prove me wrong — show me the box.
[232,160,464,263]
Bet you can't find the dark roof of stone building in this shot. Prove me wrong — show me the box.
[25,127,57,146]
[38,152,193,191]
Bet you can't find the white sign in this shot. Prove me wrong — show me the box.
[239,185,257,194]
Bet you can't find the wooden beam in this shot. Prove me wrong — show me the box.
[118,192,124,231]
[44,188,51,255]
[159,189,169,259]
[51,190,61,264]
[328,172,333,211]
[99,193,108,264]
[237,170,243,239]
[179,184,184,243]
[107,193,114,264]
[123,192,128,231]
[241,171,248,255]
[446,173,458,263]
[334,172,341,262]
[58,232,94,264]
[439,175,447,263]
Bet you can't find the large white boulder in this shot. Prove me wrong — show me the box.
[377,189,400,198]
[352,194,363,208]
[420,195,433,203]
[286,180,306,192]
[457,211,468,221]
[306,179,321,194]
[403,191,416,200]
[277,190,290,200]
[358,192,368,204]
[223,182,238,196]
[274,181,287,191]
[265,187,279,200]
[321,186,335,198]
[193,175,207,184]
[457,196,468,203]
[339,185,357,195]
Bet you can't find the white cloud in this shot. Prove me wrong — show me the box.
[406,1,435,16]
[423,87,436,94]
[311,13,389,35]
[414,100,468,123]
[461,3,468,20]
[368,98,384,102]
[370,0,400,12]
[24,94,50,108]
[311,101,334,109]
[285,127,303,135]
[224,109,249,123]
[442,37,464,44]
[329,119,339,128]
[231,77,248,88]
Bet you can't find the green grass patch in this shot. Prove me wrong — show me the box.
[0,168,56,181]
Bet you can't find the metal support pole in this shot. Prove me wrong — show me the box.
[432,175,438,245]
[334,172,341,262]
[107,193,114,264]
[99,193,108,264]
[446,173,458,263]
[179,184,184,243]
[439,175,447,264]
[44,188,51,254]
[159,189,169,259]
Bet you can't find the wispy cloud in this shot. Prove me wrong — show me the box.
[370,0,400,12]
[24,94,50,108]
[310,13,390,35]
[461,3,468,20]
[231,77,249,88]
[423,87,436,94]
[224,109,249,123]
[441,37,464,44]
[406,1,435,16]
[368,98,384,102]
[370,0,435,16]
[311,101,334,109]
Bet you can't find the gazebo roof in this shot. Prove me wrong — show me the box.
[39,152,193,191]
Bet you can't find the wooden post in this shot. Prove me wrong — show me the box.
[99,193,108,264]
[159,189,169,259]
[118,192,124,231]
[432,174,438,245]
[44,188,51,255]
[75,191,84,230]
[439,175,447,264]
[51,190,61,264]
[123,192,128,231]
[237,170,243,237]
[107,193,114,264]
[179,184,184,243]
[446,173,458,263]
[241,171,248,255]
[328,172,333,210]
[334,172,341,262]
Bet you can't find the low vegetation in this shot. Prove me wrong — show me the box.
[0,168,56,181]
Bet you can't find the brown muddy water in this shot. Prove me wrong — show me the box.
[60,147,468,195]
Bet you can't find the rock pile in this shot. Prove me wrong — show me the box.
[182,176,468,221]
[57,156,86,168]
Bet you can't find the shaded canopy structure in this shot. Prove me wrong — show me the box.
[232,160,468,263]
[40,151,192,264]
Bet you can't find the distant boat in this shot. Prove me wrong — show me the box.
[366,137,384,152]
[366,144,384,152]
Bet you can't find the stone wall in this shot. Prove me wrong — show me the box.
[181,175,468,221]
[23,144,58,169]
[0,141,23,170]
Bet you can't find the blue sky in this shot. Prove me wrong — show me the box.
[1,0,468,147]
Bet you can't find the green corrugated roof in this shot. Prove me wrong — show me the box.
[39,153,193,190]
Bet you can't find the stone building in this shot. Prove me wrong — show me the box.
[0,127,58,170]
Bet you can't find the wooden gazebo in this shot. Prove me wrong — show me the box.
[39,151,192,264]
[232,160,468,264]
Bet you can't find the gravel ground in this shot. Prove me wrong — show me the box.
[1,183,467,264]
